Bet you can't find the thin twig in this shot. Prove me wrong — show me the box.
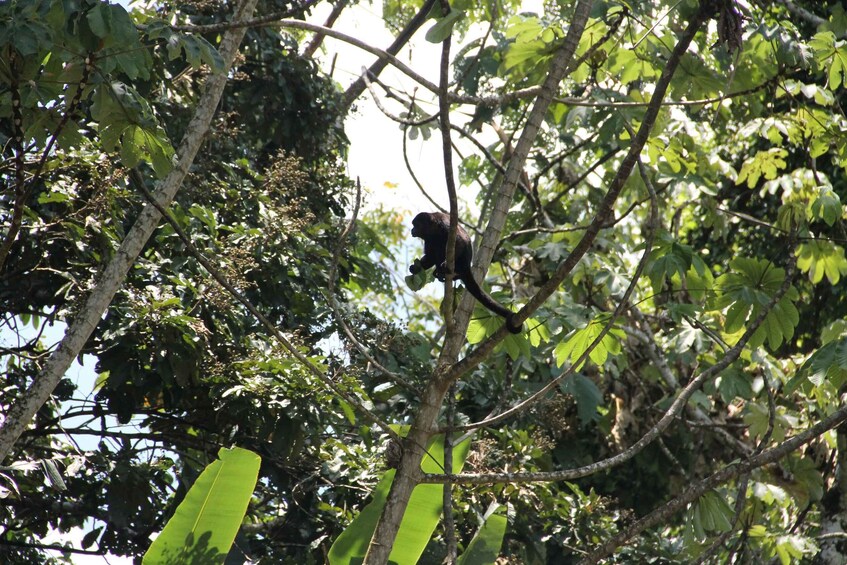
[302,0,348,58]
[0,55,94,271]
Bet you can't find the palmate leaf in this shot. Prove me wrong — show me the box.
[688,490,733,540]
[736,148,788,188]
[810,187,842,226]
[560,374,603,426]
[795,241,847,285]
[645,230,710,293]
[554,314,626,369]
[810,31,847,90]
[710,257,799,349]
[785,336,847,394]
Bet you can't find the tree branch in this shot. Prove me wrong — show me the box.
[361,3,596,563]
[449,0,709,383]
[578,402,847,564]
[342,0,438,110]
[423,236,797,484]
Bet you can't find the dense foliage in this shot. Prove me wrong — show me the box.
[1,0,847,563]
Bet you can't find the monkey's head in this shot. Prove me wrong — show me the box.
[410,212,431,238]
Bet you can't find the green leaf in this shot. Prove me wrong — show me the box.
[86,3,112,38]
[716,368,753,402]
[810,187,842,226]
[743,401,793,442]
[795,241,847,285]
[143,447,261,565]
[607,48,659,85]
[328,434,472,565]
[810,31,847,89]
[9,20,53,57]
[504,15,542,41]
[787,337,847,394]
[710,257,799,349]
[554,315,626,369]
[646,231,697,292]
[736,148,788,188]
[405,261,430,292]
[456,504,507,565]
[753,482,789,506]
[425,9,465,43]
[560,374,602,426]
[784,455,824,508]
[178,34,226,73]
[688,490,733,540]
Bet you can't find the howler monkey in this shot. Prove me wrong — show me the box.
[410,212,522,334]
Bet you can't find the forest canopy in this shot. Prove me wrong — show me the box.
[1,0,847,563]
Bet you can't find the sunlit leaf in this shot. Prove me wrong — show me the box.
[143,448,261,564]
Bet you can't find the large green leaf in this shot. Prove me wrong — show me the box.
[736,148,788,188]
[456,504,507,565]
[328,434,472,565]
[560,373,603,426]
[554,314,626,369]
[810,31,847,90]
[143,447,261,565]
[795,241,847,285]
[425,9,465,43]
[710,257,799,349]
[688,490,734,540]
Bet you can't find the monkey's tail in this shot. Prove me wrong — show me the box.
[462,274,523,334]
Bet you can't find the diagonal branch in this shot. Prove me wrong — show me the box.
[578,401,847,564]
[342,0,438,110]
[326,181,419,395]
[302,0,349,58]
[362,3,597,564]
[443,0,596,366]
[445,156,659,434]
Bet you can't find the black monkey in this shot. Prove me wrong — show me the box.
[410,212,522,334]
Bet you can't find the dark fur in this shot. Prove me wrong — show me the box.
[410,212,522,333]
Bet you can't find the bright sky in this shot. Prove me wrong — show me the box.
[314,0,541,215]
[313,1,461,214]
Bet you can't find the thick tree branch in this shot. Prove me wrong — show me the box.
[446,0,596,363]
[361,3,596,564]
[302,0,348,58]
[450,0,710,381]
[423,239,797,484]
[441,158,657,435]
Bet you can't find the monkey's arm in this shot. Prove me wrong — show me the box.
[410,254,436,274]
